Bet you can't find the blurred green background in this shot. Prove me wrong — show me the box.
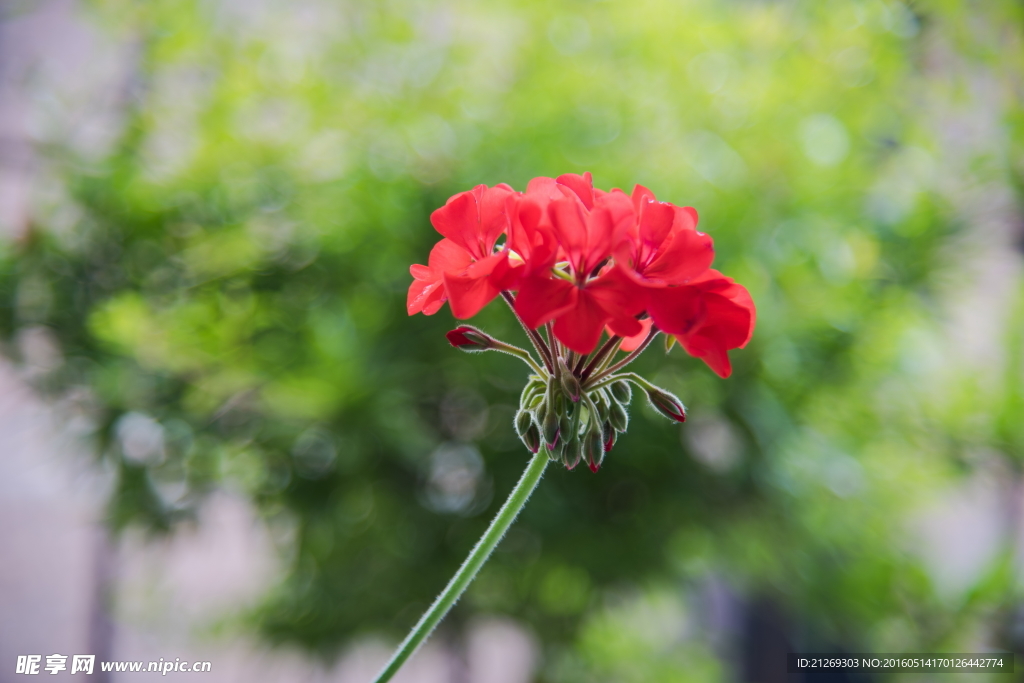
[2,0,1024,680]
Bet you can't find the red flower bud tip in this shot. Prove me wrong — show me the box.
[645,386,687,423]
[446,325,492,351]
[588,460,600,473]
[603,429,616,453]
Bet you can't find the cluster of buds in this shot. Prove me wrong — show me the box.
[414,173,756,471]
[450,321,689,472]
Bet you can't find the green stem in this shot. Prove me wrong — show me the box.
[585,326,659,389]
[371,449,550,683]
[491,341,545,375]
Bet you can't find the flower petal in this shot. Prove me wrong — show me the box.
[515,275,577,329]
[443,252,507,319]
[555,172,594,210]
[552,291,609,354]
[614,317,654,352]
[643,226,715,285]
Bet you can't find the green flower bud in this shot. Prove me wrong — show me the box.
[583,428,604,473]
[561,435,582,470]
[602,422,616,452]
[558,413,572,442]
[610,380,632,404]
[515,409,534,438]
[644,385,687,423]
[541,402,559,448]
[521,424,541,454]
[557,357,581,402]
[609,400,629,432]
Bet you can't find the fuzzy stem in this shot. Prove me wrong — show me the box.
[501,291,554,374]
[585,326,659,388]
[490,342,545,375]
[371,449,550,683]
[580,335,621,383]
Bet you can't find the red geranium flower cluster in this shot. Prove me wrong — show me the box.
[408,173,755,378]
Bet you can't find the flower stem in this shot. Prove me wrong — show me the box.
[501,291,554,373]
[585,325,659,388]
[371,449,550,683]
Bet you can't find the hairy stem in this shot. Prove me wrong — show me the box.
[580,335,621,384]
[501,291,554,373]
[371,449,550,683]
[491,341,545,375]
[585,326,659,389]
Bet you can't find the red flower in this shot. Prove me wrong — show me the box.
[408,183,517,319]
[513,173,646,354]
[647,269,756,378]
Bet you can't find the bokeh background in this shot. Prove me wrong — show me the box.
[1,0,1023,681]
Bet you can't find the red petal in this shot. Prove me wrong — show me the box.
[548,195,589,274]
[443,252,506,319]
[614,318,654,352]
[586,266,647,320]
[631,184,657,212]
[680,331,733,378]
[643,227,715,285]
[410,264,432,280]
[515,275,577,329]
[428,238,473,272]
[647,286,707,337]
[552,290,610,354]
[556,172,594,210]
[407,278,446,316]
[430,192,479,256]
[638,200,675,252]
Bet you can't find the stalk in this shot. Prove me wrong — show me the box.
[501,291,554,373]
[585,325,659,388]
[371,449,550,683]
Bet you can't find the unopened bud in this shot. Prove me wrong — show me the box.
[609,400,629,432]
[514,409,534,438]
[593,391,610,423]
[561,436,582,471]
[558,413,572,442]
[644,385,687,423]
[556,358,580,401]
[445,325,494,352]
[521,424,541,454]
[541,404,559,448]
[520,378,545,406]
[602,422,616,452]
[584,429,604,473]
[610,380,632,404]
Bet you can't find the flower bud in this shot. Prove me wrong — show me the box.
[514,409,534,438]
[592,391,610,423]
[521,424,541,454]
[644,385,687,423]
[602,422,616,452]
[557,358,581,402]
[583,429,604,473]
[561,436,582,471]
[541,403,559,448]
[445,325,495,351]
[609,400,629,432]
[520,378,545,406]
[558,413,572,442]
[610,380,632,404]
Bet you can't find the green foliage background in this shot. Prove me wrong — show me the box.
[3,0,1024,679]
